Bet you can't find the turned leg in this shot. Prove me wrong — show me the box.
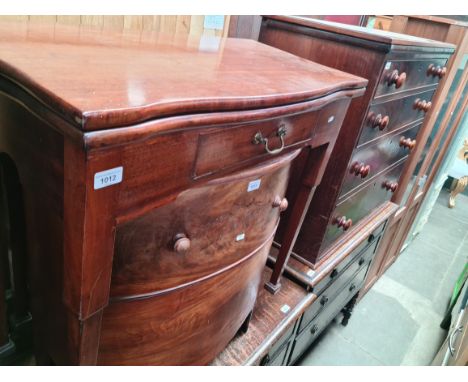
[449,176,468,208]
[341,292,359,327]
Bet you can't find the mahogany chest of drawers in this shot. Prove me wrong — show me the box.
[0,22,366,364]
[259,16,454,270]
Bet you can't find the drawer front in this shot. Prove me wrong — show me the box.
[290,265,369,364]
[375,58,447,98]
[267,320,297,359]
[358,89,435,148]
[194,110,319,178]
[261,340,292,366]
[340,122,421,198]
[298,240,377,333]
[99,241,270,365]
[312,222,385,296]
[312,98,351,147]
[322,160,406,250]
[111,151,298,299]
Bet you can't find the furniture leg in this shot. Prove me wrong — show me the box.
[341,292,359,327]
[449,176,468,208]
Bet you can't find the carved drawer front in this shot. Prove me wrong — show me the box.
[289,265,369,365]
[358,88,435,148]
[111,150,298,299]
[194,110,320,178]
[99,242,271,365]
[340,122,421,198]
[298,240,378,334]
[375,58,447,98]
[322,159,406,251]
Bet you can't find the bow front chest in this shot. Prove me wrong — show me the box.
[0,22,366,365]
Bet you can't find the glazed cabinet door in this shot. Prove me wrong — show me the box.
[98,150,299,365]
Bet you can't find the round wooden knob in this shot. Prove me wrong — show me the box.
[413,98,432,112]
[350,162,371,178]
[333,216,353,231]
[382,180,398,192]
[427,64,447,79]
[273,195,288,212]
[368,113,390,130]
[387,69,406,88]
[173,233,191,254]
[399,136,416,150]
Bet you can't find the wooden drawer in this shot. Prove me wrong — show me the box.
[357,88,435,148]
[312,98,351,147]
[375,58,447,98]
[99,241,271,365]
[312,222,385,296]
[261,339,293,366]
[194,111,319,178]
[322,159,406,250]
[298,240,377,334]
[340,122,421,198]
[111,150,298,299]
[290,265,369,364]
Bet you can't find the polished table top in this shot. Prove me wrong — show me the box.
[0,21,367,131]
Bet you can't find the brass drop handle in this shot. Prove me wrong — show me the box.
[427,64,447,79]
[272,195,288,212]
[173,233,191,254]
[333,216,353,231]
[253,126,287,155]
[382,180,398,193]
[399,136,416,150]
[387,69,407,88]
[368,112,390,131]
[350,162,371,178]
[413,98,432,112]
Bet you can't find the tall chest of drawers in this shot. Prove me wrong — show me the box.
[259,16,455,274]
[0,22,366,365]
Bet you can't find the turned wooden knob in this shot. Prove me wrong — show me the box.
[413,98,432,112]
[173,233,191,254]
[387,69,406,88]
[399,136,416,150]
[333,216,353,231]
[427,64,447,79]
[350,162,371,178]
[273,195,288,212]
[382,180,398,193]
[368,113,390,130]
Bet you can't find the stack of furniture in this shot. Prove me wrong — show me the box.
[0,16,462,366]
[0,21,366,365]
[254,16,454,362]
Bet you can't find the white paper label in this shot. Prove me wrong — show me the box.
[247,179,261,192]
[94,167,123,190]
[385,62,392,70]
[236,233,245,242]
[306,270,314,277]
[280,304,291,314]
[327,115,335,124]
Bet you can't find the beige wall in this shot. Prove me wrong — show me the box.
[0,16,230,38]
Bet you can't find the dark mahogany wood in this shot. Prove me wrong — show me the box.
[212,267,316,366]
[0,22,365,131]
[0,21,365,365]
[259,15,454,270]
